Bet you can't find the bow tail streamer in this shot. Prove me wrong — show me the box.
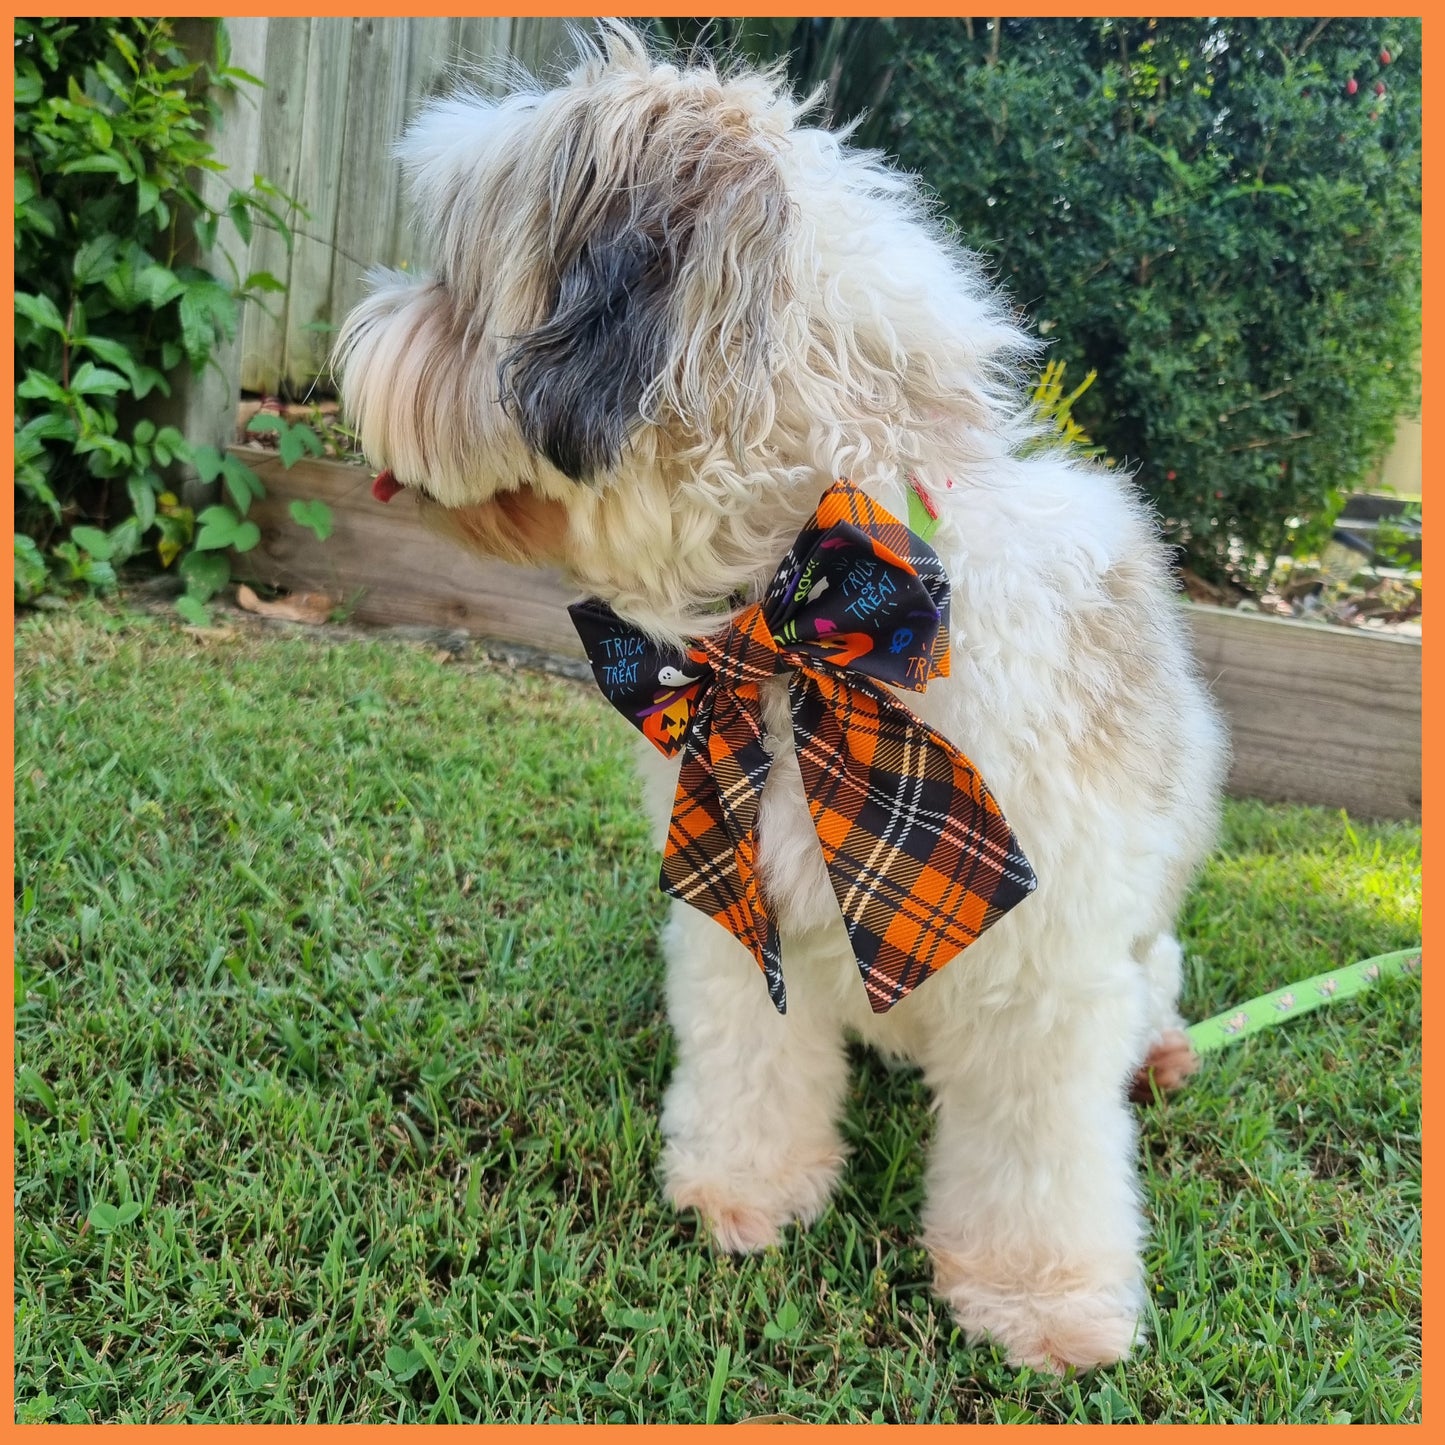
[791,667,1037,1013]
[659,686,788,1011]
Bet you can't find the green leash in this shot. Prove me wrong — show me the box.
[1185,949,1421,1053]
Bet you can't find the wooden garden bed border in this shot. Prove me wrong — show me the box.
[229,446,1421,820]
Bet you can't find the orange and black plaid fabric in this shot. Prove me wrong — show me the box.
[570,479,1036,1013]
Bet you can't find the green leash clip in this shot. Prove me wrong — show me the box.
[906,479,941,544]
[1186,948,1421,1054]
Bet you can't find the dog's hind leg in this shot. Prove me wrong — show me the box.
[918,967,1148,1373]
[1129,931,1201,1102]
[658,905,850,1254]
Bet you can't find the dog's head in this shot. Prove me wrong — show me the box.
[336,21,1029,625]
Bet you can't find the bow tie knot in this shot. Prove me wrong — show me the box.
[696,604,780,693]
[571,479,1036,1014]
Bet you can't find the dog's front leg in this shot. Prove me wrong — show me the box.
[658,904,850,1253]
[919,988,1147,1373]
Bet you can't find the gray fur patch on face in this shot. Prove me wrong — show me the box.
[498,210,676,482]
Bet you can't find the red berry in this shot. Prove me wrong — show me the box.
[1375,81,1386,96]
[1166,470,1177,481]
[1380,49,1392,65]
[1346,77,1359,95]
[1370,111,1379,121]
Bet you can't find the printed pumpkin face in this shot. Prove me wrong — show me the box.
[642,691,698,756]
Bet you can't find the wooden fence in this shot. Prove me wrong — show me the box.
[209,16,586,397]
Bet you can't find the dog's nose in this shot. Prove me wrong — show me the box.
[371,470,404,503]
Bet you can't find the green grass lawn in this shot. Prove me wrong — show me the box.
[14,606,1421,1424]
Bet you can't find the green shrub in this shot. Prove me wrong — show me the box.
[650,17,901,147]
[891,17,1421,585]
[13,17,316,614]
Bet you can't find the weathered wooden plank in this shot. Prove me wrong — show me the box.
[238,16,315,394]
[509,17,588,79]
[276,18,356,388]
[390,19,467,273]
[231,451,1423,820]
[230,448,583,655]
[326,18,415,350]
[1184,604,1421,820]
[452,15,514,89]
[159,19,269,493]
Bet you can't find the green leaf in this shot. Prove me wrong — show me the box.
[70,525,114,560]
[227,195,253,246]
[179,549,230,601]
[69,362,129,397]
[76,334,136,374]
[289,498,334,541]
[75,556,117,590]
[278,422,324,469]
[245,413,283,434]
[385,1346,425,1382]
[17,370,70,403]
[136,177,161,218]
[191,447,225,485]
[14,292,67,335]
[126,475,158,531]
[194,510,238,550]
[14,535,49,603]
[231,520,262,553]
[175,594,211,627]
[17,412,76,448]
[59,152,134,182]
[107,516,143,564]
[87,1202,120,1233]
[152,426,185,466]
[242,270,287,294]
[222,457,264,514]
[177,279,238,366]
[15,67,43,107]
[139,264,185,309]
[776,1300,800,1332]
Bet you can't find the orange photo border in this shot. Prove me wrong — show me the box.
[4,3,1429,1436]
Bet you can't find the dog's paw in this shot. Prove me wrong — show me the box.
[663,1147,843,1254]
[930,1245,1141,1374]
[667,1182,786,1253]
[1129,1027,1201,1103]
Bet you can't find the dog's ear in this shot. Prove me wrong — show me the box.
[498,209,675,483]
[499,112,793,484]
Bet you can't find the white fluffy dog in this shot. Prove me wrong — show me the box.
[337,22,1228,1372]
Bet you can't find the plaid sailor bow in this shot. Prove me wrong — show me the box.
[569,479,1036,1014]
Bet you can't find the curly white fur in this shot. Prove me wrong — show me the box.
[337,21,1228,1372]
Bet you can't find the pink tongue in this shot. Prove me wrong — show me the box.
[372,469,403,503]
